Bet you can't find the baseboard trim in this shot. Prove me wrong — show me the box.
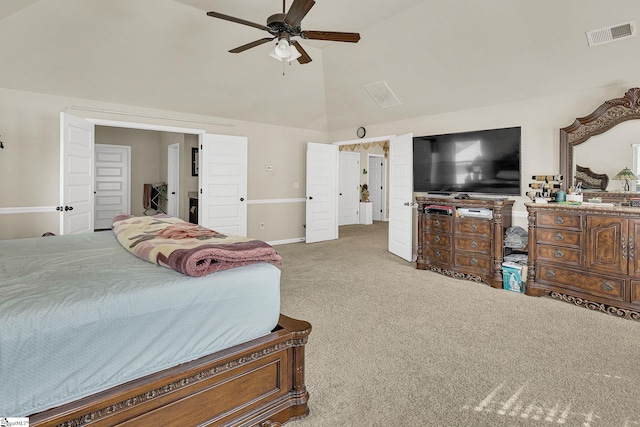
[269,237,305,246]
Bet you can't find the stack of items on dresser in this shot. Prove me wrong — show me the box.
[526,174,563,203]
[502,226,528,293]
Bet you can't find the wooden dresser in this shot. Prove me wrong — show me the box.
[526,203,640,320]
[416,196,514,288]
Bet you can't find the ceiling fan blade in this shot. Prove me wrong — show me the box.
[229,37,275,53]
[301,30,361,43]
[284,0,315,27]
[292,41,312,64]
[207,11,271,32]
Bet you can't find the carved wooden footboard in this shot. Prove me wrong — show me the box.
[29,314,311,427]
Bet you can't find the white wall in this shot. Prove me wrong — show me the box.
[0,87,326,240]
[329,83,640,229]
[2,83,640,240]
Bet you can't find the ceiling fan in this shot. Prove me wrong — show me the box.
[206,0,361,64]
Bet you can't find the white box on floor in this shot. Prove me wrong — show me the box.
[359,202,372,225]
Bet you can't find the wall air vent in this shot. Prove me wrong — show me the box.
[586,20,636,47]
[364,81,402,109]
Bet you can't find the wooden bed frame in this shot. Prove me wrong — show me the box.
[29,314,311,427]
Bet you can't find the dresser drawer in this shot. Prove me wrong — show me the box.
[536,244,582,267]
[537,212,582,231]
[425,215,452,233]
[424,232,452,249]
[536,263,625,302]
[455,218,491,235]
[536,228,582,248]
[454,253,492,272]
[454,236,491,253]
[424,247,452,265]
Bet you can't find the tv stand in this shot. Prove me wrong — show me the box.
[416,196,514,288]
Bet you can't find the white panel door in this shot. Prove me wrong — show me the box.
[306,142,338,243]
[388,133,414,261]
[338,151,360,226]
[60,112,95,234]
[200,134,247,236]
[94,144,130,230]
[369,156,384,221]
[167,143,179,217]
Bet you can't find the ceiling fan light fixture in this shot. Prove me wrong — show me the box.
[269,38,301,62]
[275,38,291,58]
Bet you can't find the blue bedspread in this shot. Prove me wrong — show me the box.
[0,231,280,417]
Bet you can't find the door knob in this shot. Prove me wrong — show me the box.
[64,206,73,211]
[240,197,245,201]
[309,196,313,200]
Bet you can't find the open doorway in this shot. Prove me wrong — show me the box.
[336,139,390,228]
[93,126,198,228]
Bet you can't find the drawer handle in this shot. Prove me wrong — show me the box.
[555,233,564,241]
[602,281,614,291]
[434,235,441,243]
[554,216,564,225]
[435,219,441,227]
[435,250,441,258]
[545,269,555,278]
[470,258,478,266]
[471,241,478,248]
[470,224,477,231]
[554,249,564,258]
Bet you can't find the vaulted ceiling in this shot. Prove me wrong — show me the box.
[1,0,639,132]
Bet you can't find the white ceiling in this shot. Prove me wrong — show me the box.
[0,0,639,132]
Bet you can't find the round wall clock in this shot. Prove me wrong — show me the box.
[357,126,366,138]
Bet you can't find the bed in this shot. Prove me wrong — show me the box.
[0,227,311,426]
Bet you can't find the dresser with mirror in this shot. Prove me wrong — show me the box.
[526,87,640,320]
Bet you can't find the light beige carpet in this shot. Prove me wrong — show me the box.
[276,221,640,427]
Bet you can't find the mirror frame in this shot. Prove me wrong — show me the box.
[560,87,640,201]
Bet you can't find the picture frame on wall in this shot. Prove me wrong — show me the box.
[192,147,198,176]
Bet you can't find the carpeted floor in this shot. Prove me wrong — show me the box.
[275,221,640,427]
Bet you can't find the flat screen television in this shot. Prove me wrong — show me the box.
[413,126,521,196]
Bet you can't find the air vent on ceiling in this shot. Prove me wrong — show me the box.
[586,20,636,47]
[364,81,402,109]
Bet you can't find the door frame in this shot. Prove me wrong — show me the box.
[333,135,394,225]
[89,120,204,227]
[66,118,205,232]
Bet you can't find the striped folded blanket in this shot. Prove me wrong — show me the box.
[112,214,281,277]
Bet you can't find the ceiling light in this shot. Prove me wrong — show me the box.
[269,39,301,62]
[275,38,290,58]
